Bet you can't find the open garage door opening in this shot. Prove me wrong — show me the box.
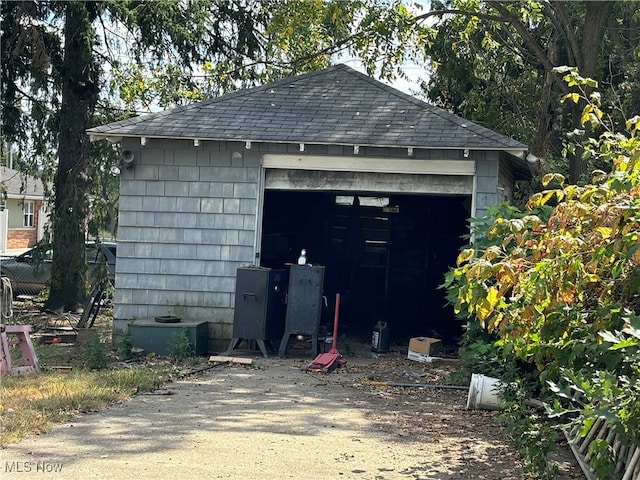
[259,190,471,348]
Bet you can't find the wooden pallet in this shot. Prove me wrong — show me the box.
[565,417,639,480]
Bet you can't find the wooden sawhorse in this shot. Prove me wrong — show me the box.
[0,324,39,375]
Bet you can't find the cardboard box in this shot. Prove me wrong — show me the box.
[408,337,442,362]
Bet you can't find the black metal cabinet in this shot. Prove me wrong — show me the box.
[224,266,288,357]
[278,265,325,356]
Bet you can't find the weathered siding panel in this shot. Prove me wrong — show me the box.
[474,152,499,217]
[498,155,515,203]
[114,139,259,346]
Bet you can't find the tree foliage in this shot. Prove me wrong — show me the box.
[444,73,640,475]
[422,0,640,183]
[108,0,434,113]
[1,0,431,310]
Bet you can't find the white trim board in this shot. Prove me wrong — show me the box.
[262,154,475,176]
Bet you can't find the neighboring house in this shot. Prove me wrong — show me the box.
[0,166,48,253]
[88,64,532,351]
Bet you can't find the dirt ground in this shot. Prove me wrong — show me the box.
[1,334,584,480]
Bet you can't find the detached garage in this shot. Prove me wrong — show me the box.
[88,64,530,352]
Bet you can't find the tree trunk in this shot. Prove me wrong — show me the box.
[532,30,561,164]
[46,2,97,311]
[567,0,615,183]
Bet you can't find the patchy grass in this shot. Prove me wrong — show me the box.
[0,365,172,446]
[0,302,193,447]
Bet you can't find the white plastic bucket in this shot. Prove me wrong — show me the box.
[466,373,504,410]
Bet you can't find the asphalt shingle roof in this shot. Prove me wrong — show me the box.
[1,166,46,198]
[88,64,527,151]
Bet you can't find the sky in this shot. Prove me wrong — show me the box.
[337,0,432,97]
[340,58,429,96]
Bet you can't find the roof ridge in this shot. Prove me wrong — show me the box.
[1,165,41,180]
[199,65,344,106]
[1,166,47,196]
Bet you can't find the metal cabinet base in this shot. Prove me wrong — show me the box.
[278,265,325,357]
[129,320,209,356]
[225,266,288,358]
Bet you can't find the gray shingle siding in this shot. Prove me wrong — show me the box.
[158,165,180,180]
[114,139,258,337]
[498,156,515,203]
[178,166,200,181]
[165,181,190,196]
[474,153,500,217]
[135,164,159,180]
[476,176,497,194]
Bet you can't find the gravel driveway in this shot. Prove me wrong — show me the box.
[1,353,581,480]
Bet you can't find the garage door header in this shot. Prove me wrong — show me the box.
[262,154,475,176]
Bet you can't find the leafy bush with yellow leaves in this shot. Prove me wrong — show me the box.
[445,70,640,477]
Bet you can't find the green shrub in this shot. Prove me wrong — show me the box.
[82,335,109,370]
[117,332,134,360]
[444,73,640,478]
[169,329,193,362]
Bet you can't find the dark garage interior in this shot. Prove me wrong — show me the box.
[259,190,471,347]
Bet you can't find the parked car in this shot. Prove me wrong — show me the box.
[86,240,116,286]
[0,240,116,298]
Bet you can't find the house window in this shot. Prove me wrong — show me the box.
[23,201,34,227]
